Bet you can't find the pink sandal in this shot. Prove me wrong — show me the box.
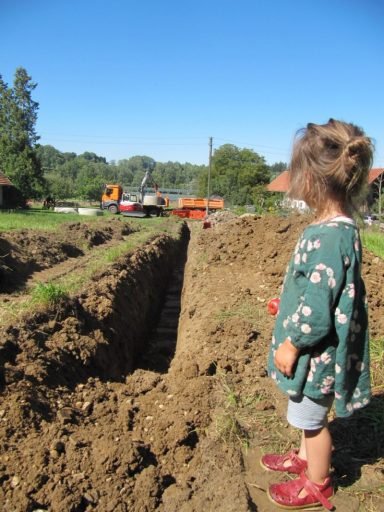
[268,471,334,510]
[260,449,308,474]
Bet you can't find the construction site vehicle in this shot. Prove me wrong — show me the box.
[101,172,169,217]
[171,197,224,219]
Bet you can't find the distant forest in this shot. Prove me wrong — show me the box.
[36,144,207,201]
[37,143,287,206]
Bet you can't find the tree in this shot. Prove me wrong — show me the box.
[198,144,270,205]
[0,68,44,199]
[269,161,287,179]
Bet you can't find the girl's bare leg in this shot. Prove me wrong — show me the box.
[305,426,332,483]
[296,427,332,498]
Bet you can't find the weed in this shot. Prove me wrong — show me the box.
[370,338,384,393]
[31,282,68,305]
[213,369,276,450]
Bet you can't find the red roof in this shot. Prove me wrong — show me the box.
[267,168,384,192]
[368,168,384,184]
[267,170,290,192]
[0,171,13,186]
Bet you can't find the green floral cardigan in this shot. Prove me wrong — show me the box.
[268,217,371,417]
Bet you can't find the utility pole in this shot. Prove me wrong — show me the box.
[206,136,213,217]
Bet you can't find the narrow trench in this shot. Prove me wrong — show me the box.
[134,230,189,373]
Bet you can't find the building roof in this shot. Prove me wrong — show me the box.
[267,168,384,192]
[0,171,13,186]
[369,167,384,184]
[267,170,290,192]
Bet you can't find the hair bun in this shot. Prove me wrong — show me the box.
[344,137,372,170]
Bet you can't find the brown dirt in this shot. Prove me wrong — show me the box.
[0,214,383,511]
[0,218,136,293]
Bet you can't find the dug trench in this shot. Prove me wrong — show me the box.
[1,214,384,511]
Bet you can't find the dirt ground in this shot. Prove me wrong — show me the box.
[0,214,383,511]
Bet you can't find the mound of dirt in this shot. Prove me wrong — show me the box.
[0,214,383,511]
[0,219,136,292]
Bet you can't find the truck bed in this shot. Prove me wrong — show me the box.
[177,198,224,210]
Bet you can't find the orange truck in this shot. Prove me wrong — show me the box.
[101,184,224,219]
[101,184,169,217]
[171,197,224,219]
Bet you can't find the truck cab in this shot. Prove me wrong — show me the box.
[101,185,122,213]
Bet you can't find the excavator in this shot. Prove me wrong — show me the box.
[101,166,169,217]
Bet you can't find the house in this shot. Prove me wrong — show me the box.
[267,168,384,212]
[267,168,384,193]
[0,170,14,208]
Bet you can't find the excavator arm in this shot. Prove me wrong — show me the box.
[138,167,158,203]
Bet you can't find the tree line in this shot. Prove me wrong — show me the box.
[1,67,286,207]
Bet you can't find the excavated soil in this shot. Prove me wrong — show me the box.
[0,214,383,512]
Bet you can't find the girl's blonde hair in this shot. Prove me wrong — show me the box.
[288,119,374,209]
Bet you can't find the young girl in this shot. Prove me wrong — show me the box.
[262,119,373,510]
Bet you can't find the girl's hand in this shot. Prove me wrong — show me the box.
[274,339,300,377]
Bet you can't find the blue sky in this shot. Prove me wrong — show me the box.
[1,0,383,166]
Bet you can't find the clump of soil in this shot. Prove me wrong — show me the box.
[0,214,383,511]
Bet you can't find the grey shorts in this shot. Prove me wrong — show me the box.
[287,394,334,430]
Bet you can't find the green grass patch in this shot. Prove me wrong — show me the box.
[31,282,69,305]
[0,209,100,231]
[361,228,384,259]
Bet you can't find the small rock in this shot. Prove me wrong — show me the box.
[48,320,57,330]
[69,436,80,448]
[72,472,85,480]
[82,401,92,414]
[10,475,20,488]
[259,367,268,378]
[58,407,75,424]
[0,410,5,418]
[84,490,98,504]
[49,449,60,460]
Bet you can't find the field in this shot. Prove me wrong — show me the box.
[0,211,383,511]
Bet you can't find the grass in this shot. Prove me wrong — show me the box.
[0,209,101,231]
[31,282,68,305]
[371,338,384,393]
[215,301,268,330]
[361,227,384,259]
[213,369,277,450]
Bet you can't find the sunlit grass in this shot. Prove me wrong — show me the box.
[31,282,68,305]
[0,210,99,231]
[361,228,384,259]
[215,301,268,330]
[370,338,384,393]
